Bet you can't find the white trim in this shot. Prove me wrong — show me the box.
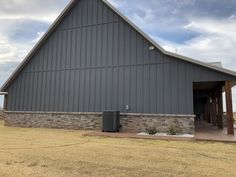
[0,92,8,95]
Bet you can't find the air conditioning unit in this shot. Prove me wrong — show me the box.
[102,111,120,132]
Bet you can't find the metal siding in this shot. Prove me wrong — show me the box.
[101,68,107,111]
[106,67,113,110]
[156,64,164,113]
[73,70,80,111]
[6,0,236,115]
[89,68,96,111]
[143,65,149,113]
[136,66,143,112]
[178,63,186,114]
[84,69,90,112]
[171,63,179,113]
[130,66,137,112]
[79,69,85,111]
[163,63,171,114]
[95,68,101,111]
[112,67,118,110]
[124,66,130,111]
[150,64,157,113]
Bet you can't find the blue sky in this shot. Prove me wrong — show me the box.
[0,0,236,111]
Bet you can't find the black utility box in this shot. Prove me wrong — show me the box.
[102,111,120,132]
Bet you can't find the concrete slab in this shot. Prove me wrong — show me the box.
[195,121,236,143]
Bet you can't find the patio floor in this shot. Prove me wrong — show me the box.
[195,121,236,143]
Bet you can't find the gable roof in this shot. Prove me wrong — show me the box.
[1,0,236,91]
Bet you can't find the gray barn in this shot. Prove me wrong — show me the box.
[1,0,236,134]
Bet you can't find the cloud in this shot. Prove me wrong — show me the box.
[0,0,70,22]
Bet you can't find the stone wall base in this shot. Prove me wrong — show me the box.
[0,111,5,120]
[4,112,195,134]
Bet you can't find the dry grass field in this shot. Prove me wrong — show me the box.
[0,121,236,177]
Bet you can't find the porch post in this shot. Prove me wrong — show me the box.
[225,81,234,135]
[217,92,223,129]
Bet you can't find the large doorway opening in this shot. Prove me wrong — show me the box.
[193,81,225,132]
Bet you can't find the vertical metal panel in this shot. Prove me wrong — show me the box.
[68,70,74,112]
[136,66,143,112]
[84,69,90,112]
[91,26,97,67]
[107,23,113,66]
[171,63,179,113]
[79,69,85,111]
[112,67,118,110]
[124,24,131,65]
[49,71,56,111]
[118,67,124,112]
[101,68,107,111]
[66,30,72,69]
[185,63,194,114]
[130,66,137,112]
[106,68,112,110]
[156,64,164,113]
[75,28,82,68]
[178,63,186,114]
[76,0,83,27]
[31,71,37,111]
[96,25,102,67]
[163,63,171,114]
[6,0,236,115]
[73,70,80,111]
[41,71,47,111]
[136,34,143,65]
[95,68,101,111]
[92,0,98,25]
[113,22,119,66]
[82,0,88,26]
[102,24,108,67]
[54,71,60,111]
[118,21,125,65]
[80,28,86,67]
[124,66,130,111]
[150,64,157,113]
[44,71,51,112]
[71,29,77,69]
[64,70,70,111]
[143,65,149,112]
[86,26,92,67]
[18,73,25,111]
[130,29,136,65]
[59,70,65,111]
[102,3,108,23]
[89,68,96,111]
[87,0,93,26]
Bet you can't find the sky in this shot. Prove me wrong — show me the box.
[0,0,236,111]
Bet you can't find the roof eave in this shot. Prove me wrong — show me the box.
[103,0,236,78]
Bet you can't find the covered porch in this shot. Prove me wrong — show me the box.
[193,80,235,137]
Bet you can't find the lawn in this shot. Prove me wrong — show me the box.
[0,121,236,177]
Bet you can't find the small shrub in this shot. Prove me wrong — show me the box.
[146,127,157,135]
[168,124,182,135]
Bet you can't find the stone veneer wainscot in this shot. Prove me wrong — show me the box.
[4,111,195,134]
